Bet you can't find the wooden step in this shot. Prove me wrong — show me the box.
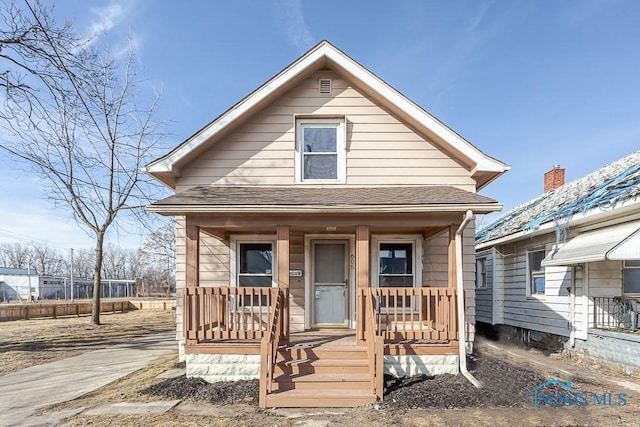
[272,372,371,391]
[279,346,367,360]
[265,389,377,408]
[274,358,369,375]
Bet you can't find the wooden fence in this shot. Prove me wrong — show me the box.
[0,300,131,322]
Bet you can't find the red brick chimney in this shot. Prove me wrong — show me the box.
[544,165,565,192]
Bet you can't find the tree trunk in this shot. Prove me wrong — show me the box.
[91,232,105,325]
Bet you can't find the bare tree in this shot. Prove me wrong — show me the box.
[0,242,35,269]
[102,245,137,280]
[138,221,176,295]
[0,1,163,324]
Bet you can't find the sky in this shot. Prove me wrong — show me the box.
[1,0,639,250]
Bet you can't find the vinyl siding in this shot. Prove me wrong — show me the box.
[586,260,623,328]
[175,71,474,191]
[488,235,585,337]
[475,250,494,324]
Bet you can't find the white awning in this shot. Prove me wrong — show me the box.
[542,220,640,267]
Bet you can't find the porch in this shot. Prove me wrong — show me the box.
[182,285,460,407]
[174,204,481,407]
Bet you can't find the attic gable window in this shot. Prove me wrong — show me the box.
[295,118,345,183]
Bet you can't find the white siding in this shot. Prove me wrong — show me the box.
[497,236,573,337]
[586,260,624,329]
[475,249,494,324]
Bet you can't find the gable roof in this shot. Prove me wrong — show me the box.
[149,185,502,215]
[145,40,508,189]
[476,150,640,247]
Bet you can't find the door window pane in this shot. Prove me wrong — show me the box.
[314,243,345,283]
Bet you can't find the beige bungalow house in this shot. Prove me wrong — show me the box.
[145,41,508,408]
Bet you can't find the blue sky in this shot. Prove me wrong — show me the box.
[1,0,639,249]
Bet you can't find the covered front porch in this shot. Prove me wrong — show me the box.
[149,185,500,407]
[181,212,466,346]
[180,213,467,407]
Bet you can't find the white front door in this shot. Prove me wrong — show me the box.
[312,240,349,327]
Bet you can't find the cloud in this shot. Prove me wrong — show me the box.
[276,0,315,53]
[86,2,125,42]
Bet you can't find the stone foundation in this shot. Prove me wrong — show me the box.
[384,355,459,377]
[186,353,460,382]
[571,329,640,376]
[185,353,260,382]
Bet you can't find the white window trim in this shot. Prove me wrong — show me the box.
[526,248,546,298]
[371,235,423,289]
[294,117,346,184]
[230,235,277,288]
[476,257,488,289]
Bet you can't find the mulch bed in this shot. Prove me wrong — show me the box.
[384,354,546,409]
[142,352,548,408]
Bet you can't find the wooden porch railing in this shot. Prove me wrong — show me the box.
[259,289,284,408]
[358,287,458,342]
[183,286,280,343]
[364,288,384,401]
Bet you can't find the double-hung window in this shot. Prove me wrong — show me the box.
[295,118,345,183]
[476,257,488,289]
[623,260,640,295]
[374,236,422,310]
[232,238,275,307]
[527,250,545,296]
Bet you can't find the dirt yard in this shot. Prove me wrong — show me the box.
[49,336,640,426]
[0,308,175,375]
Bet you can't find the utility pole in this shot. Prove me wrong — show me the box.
[70,248,74,302]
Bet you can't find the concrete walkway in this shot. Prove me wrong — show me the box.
[0,331,177,427]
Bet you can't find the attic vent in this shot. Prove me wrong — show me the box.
[319,79,332,95]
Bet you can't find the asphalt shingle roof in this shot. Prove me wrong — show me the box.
[153,185,498,209]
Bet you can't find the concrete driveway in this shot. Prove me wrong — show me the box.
[0,331,177,427]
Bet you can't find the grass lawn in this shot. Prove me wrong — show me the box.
[0,307,175,375]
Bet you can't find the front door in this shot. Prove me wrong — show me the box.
[312,240,349,327]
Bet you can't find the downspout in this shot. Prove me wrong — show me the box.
[569,266,576,348]
[456,210,483,388]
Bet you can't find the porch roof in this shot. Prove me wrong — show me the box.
[149,185,501,215]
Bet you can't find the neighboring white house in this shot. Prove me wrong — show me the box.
[476,150,640,373]
[0,267,40,301]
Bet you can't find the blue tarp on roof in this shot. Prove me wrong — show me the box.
[476,150,640,245]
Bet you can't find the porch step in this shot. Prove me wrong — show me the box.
[267,343,376,407]
[272,372,371,391]
[274,358,369,375]
[265,389,376,408]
